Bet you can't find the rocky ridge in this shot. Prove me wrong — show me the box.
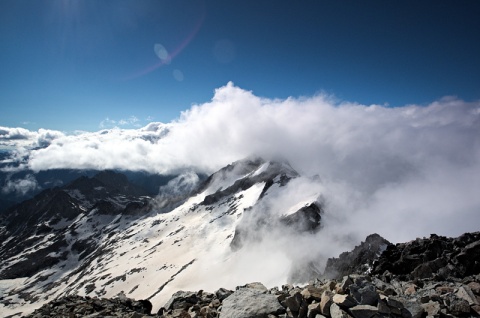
[24,232,480,318]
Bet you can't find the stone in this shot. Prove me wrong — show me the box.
[350,283,379,306]
[329,303,350,318]
[468,281,480,294]
[282,284,294,292]
[171,309,191,318]
[285,292,304,313]
[421,301,441,316]
[215,287,233,301]
[319,290,333,316]
[210,299,221,308]
[349,305,378,318]
[472,304,480,316]
[200,305,215,317]
[239,282,268,292]
[386,297,404,309]
[402,300,424,318]
[377,299,390,315]
[164,291,198,311]
[435,286,455,294]
[219,288,285,318]
[404,283,417,295]
[456,285,479,305]
[302,285,324,302]
[332,294,357,308]
[307,302,322,318]
[448,298,470,316]
[338,276,354,294]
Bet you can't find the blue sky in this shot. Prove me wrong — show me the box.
[1,0,479,132]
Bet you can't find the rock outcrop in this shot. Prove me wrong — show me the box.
[20,232,480,318]
[324,233,390,279]
[24,294,153,318]
[372,232,480,280]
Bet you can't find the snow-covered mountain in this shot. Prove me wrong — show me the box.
[0,157,324,317]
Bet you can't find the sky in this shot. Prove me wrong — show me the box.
[1,0,479,132]
[1,1,479,240]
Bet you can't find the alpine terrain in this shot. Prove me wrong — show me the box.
[0,157,326,317]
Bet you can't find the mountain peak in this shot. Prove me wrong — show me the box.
[198,157,299,206]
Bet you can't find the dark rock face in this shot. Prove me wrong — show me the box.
[279,203,323,233]
[324,233,391,279]
[372,232,480,280]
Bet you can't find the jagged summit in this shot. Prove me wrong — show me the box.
[199,157,299,206]
[323,233,391,279]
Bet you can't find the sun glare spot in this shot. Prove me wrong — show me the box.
[154,43,171,64]
[173,69,184,82]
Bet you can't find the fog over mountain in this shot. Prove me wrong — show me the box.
[1,83,480,244]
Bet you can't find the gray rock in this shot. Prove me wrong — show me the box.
[215,288,233,301]
[329,303,351,318]
[350,283,379,306]
[302,285,324,302]
[456,285,479,305]
[448,298,470,316]
[285,291,304,313]
[349,305,378,318]
[164,291,198,311]
[238,282,269,292]
[219,288,285,318]
[421,301,441,316]
[402,300,424,318]
[339,276,354,293]
[319,290,333,316]
[332,294,357,308]
[307,302,322,318]
[377,298,390,315]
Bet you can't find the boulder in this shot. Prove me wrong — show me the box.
[456,285,479,305]
[238,282,269,292]
[307,302,322,318]
[164,291,198,311]
[421,301,441,316]
[215,287,233,301]
[302,285,324,302]
[319,290,333,316]
[349,282,379,306]
[329,303,351,318]
[349,305,378,318]
[285,291,304,313]
[332,294,357,309]
[219,288,285,318]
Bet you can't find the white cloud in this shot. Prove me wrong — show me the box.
[2,174,39,196]
[0,126,65,150]
[2,82,479,242]
[99,116,141,129]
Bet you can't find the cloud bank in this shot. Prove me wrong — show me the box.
[1,174,39,196]
[2,82,479,242]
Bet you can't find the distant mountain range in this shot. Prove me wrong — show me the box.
[0,163,183,213]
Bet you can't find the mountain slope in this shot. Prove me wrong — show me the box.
[0,158,324,317]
